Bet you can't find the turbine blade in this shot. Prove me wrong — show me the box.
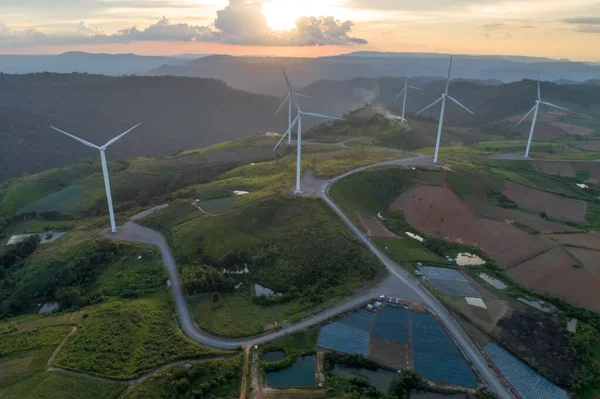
[274,94,289,116]
[301,112,344,121]
[445,55,453,94]
[447,95,475,116]
[414,97,443,116]
[104,123,142,148]
[283,67,293,92]
[537,75,541,101]
[273,115,300,151]
[394,87,406,101]
[541,101,569,111]
[404,72,407,86]
[517,104,537,125]
[50,126,100,150]
[293,93,315,99]
[294,100,302,114]
[407,85,424,91]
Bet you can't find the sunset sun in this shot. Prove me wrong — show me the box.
[261,0,340,31]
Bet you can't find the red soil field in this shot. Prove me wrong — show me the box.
[566,247,600,271]
[507,247,600,312]
[392,186,556,268]
[503,180,587,223]
[579,140,600,151]
[548,232,600,251]
[532,161,600,185]
[358,213,395,237]
[465,195,580,234]
[532,161,576,178]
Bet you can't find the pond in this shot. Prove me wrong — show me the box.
[456,253,486,266]
[263,351,286,363]
[266,356,315,388]
[332,365,396,393]
[255,283,282,297]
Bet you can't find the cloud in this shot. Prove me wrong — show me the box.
[0,20,51,43]
[483,23,536,31]
[563,17,600,24]
[1,1,367,47]
[563,17,600,33]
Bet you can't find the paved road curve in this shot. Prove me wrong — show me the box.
[108,155,514,399]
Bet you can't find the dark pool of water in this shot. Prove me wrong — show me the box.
[266,355,315,388]
[332,365,396,393]
[263,350,286,363]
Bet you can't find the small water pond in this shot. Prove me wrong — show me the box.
[266,356,315,388]
[332,365,396,393]
[263,351,286,363]
[456,253,486,266]
[255,283,282,297]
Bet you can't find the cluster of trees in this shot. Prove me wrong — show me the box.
[0,235,40,273]
[181,264,234,295]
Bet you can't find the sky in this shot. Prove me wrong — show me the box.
[1,0,600,61]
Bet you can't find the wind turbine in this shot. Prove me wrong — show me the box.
[394,73,423,123]
[415,56,475,163]
[274,68,313,145]
[49,123,142,233]
[517,76,569,158]
[274,103,343,194]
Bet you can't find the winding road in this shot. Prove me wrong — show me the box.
[107,155,514,399]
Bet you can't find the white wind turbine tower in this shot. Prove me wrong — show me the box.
[50,123,142,233]
[274,102,343,194]
[415,56,475,163]
[394,73,424,123]
[518,76,569,158]
[274,68,313,145]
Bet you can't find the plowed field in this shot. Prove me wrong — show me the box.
[392,185,556,268]
[548,232,600,251]
[503,180,587,223]
[507,247,600,312]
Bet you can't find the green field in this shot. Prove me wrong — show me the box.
[196,196,237,214]
[53,294,227,379]
[123,357,242,399]
[373,237,445,263]
[0,370,127,399]
[192,287,315,338]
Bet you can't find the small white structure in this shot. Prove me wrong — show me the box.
[367,304,374,310]
[567,318,578,333]
[576,183,589,189]
[374,301,383,309]
[406,232,424,242]
[478,273,508,290]
[234,190,250,196]
[466,297,487,309]
[456,253,486,266]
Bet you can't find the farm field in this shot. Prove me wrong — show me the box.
[358,213,395,237]
[503,180,588,223]
[374,237,445,263]
[123,357,242,399]
[392,185,556,268]
[317,306,477,389]
[0,370,127,399]
[464,195,580,234]
[548,232,600,251]
[506,247,600,312]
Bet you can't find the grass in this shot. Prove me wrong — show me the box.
[312,146,407,178]
[330,167,443,215]
[53,294,229,379]
[196,196,238,214]
[0,163,115,215]
[373,237,445,263]
[192,287,317,338]
[260,329,318,371]
[587,202,600,226]
[0,325,71,387]
[0,371,127,399]
[123,357,242,399]
[91,248,167,297]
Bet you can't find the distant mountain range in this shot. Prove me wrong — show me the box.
[1,51,599,96]
[0,72,598,183]
[149,53,600,96]
[0,73,287,182]
[0,52,195,75]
